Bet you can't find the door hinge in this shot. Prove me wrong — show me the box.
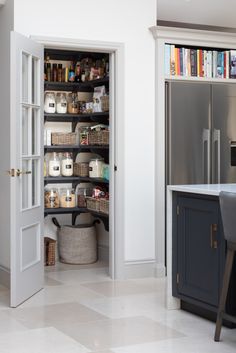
[177,205,180,215]
[176,273,180,285]
[210,223,218,249]
[114,165,117,171]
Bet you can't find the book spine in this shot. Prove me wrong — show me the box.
[187,48,191,76]
[164,44,171,76]
[203,50,207,77]
[199,49,204,77]
[170,45,175,76]
[190,49,197,76]
[226,51,229,79]
[175,47,179,76]
[180,48,183,76]
[224,51,226,78]
[212,51,217,78]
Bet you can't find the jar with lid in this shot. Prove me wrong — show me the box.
[48,152,61,177]
[61,152,73,176]
[44,188,59,208]
[56,93,67,114]
[57,64,63,82]
[89,158,105,178]
[44,92,56,113]
[52,63,58,82]
[60,188,76,208]
[76,185,92,208]
[68,92,79,114]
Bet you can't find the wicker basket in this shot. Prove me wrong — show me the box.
[86,197,100,212]
[99,199,109,214]
[74,162,89,177]
[44,237,56,266]
[101,95,109,112]
[51,132,77,145]
[88,130,109,145]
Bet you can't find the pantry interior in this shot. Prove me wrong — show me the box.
[43,47,112,279]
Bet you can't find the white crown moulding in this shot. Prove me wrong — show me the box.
[0,0,6,7]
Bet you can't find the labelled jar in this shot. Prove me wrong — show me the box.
[68,92,79,114]
[61,152,73,177]
[48,152,61,177]
[44,92,56,113]
[44,188,59,208]
[56,92,67,114]
[89,158,104,178]
[60,188,76,208]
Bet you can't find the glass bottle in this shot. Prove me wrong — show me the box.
[46,63,51,81]
[48,152,61,177]
[56,93,67,114]
[75,61,81,82]
[44,62,47,81]
[57,64,63,82]
[68,62,75,82]
[61,152,73,176]
[52,63,58,82]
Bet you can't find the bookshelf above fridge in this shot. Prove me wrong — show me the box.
[164,44,236,82]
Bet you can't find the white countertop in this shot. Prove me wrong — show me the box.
[167,183,236,196]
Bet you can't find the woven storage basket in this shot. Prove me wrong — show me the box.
[101,95,109,112]
[73,162,89,177]
[88,130,109,145]
[58,224,97,264]
[51,132,77,145]
[99,199,109,214]
[44,237,56,266]
[86,197,100,212]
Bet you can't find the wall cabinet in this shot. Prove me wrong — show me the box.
[172,192,236,317]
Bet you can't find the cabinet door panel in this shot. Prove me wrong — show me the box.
[177,196,221,306]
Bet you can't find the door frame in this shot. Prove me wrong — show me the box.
[31,35,125,279]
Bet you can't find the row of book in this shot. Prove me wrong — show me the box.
[165,44,236,79]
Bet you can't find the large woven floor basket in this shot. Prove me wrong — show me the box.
[58,224,97,264]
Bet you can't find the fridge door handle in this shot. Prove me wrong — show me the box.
[202,129,211,184]
[213,129,221,183]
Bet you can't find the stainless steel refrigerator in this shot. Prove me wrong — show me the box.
[166,81,236,185]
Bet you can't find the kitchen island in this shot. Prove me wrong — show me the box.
[166,184,236,321]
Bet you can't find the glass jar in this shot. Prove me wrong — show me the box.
[48,152,61,177]
[76,186,92,208]
[68,92,79,114]
[60,188,76,208]
[44,188,59,208]
[61,152,73,177]
[44,92,56,113]
[56,93,67,114]
[89,158,105,178]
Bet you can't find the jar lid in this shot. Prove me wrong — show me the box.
[90,158,104,161]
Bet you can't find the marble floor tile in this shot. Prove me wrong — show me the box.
[45,260,108,273]
[0,327,89,353]
[80,292,165,319]
[44,275,64,287]
[81,280,165,297]
[56,316,184,351]
[0,311,27,334]
[46,267,110,285]
[19,284,105,309]
[6,302,108,329]
[112,334,236,353]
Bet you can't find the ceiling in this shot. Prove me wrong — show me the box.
[157,0,236,29]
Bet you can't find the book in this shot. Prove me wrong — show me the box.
[230,50,236,78]
[217,51,224,78]
[179,48,183,76]
[190,49,197,76]
[170,45,175,75]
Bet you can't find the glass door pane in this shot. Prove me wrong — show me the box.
[22,52,29,103]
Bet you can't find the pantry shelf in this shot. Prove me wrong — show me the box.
[44,145,109,152]
[44,77,109,91]
[44,176,109,184]
[44,112,109,123]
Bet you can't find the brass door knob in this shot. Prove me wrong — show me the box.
[7,169,32,177]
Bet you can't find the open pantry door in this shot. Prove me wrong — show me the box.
[10,32,44,307]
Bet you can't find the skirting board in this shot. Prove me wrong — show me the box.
[0,265,10,288]
[98,245,109,263]
[124,261,166,279]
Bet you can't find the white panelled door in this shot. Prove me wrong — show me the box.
[10,32,44,307]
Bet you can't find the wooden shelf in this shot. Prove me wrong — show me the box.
[44,176,109,184]
[44,145,109,152]
[44,112,109,123]
[44,207,109,218]
[44,77,109,91]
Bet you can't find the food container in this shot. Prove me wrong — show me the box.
[89,158,105,178]
[61,152,73,176]
[48,152,61,177]
[56,92,67,114]
[44,188,59,208]
[68,92,79,114]
[76,186,93,208]
[102,163,109,180]
[44,92,56,113]
[73,162,89,177]
[60,188,76,208]
[79,127,90,145]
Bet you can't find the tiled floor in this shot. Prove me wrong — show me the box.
[0,261,235,352]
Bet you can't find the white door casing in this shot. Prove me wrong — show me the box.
[10,31,44,307]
